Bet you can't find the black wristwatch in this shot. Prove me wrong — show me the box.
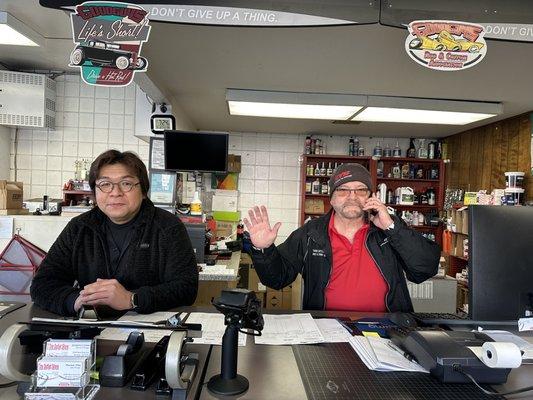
[130,292,138,310]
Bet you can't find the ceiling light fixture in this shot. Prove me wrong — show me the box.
[351,96,502,125]
[226,89,365,120]
[226,89,502,125]
[0,12,41,46]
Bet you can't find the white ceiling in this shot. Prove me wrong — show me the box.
[1,0,533,138]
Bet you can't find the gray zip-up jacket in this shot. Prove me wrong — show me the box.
[251,211,440,311]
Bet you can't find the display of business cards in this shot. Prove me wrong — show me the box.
[37,356,90,387]
[25,338,99,400]
[44,339,95,365]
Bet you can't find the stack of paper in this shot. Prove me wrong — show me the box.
[255,313,325,345]
[349,335,428,372]
[95,311,177,343]
[186,312,247,346]
[315,318,353,342]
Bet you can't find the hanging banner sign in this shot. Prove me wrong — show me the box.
[41,0,378,26]
[483,23,533,42]
[69,1,151,86]
[405,20,487,71]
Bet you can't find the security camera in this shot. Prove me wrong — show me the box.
[159,103,167,114]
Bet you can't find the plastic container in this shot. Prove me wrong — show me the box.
[503,188,524,206]
[504,172,525,189]
[190,191,203,215]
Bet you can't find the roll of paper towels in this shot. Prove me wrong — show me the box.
[482,342,522,368]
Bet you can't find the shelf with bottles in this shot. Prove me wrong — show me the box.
[300,154,445,232]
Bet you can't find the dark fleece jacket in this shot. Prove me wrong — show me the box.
[30,199,198,316]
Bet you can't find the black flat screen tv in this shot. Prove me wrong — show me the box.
[164,131,228,173]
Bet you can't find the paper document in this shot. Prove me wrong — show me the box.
[186,312,247,346]
[96,311,178,343]
[518,317,533,332]
[255,313,324,345]
[315,318,352,342]
[349,335,428,373]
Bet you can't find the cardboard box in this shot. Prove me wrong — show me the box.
[212,211,241,222]
[304,198,324,214]
[248,267,267,292]
[266,290,283,309]
[227,154,241,173]
[215,221,234,238]
[0,181,23,210]
[212,194,238,212]
[281,290,292,310]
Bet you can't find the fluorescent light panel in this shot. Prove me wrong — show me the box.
[226,89,502,125]
[0,12,40,46]
[352,107,497,125]
[228,101,361,120]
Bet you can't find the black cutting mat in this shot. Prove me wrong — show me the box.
[292,342,503,400]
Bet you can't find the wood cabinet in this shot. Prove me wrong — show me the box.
[300,154,446,245]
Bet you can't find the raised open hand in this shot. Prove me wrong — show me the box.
[243,205,281,249]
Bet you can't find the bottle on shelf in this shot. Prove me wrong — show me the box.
[393,141,402,157]
[357,145,365,156]
[348,137,355,156]
[436,140,442,159]
[387,189,394,204]
[320,162,326,176]
[237,220,244,240]
[354,137,360,155]
[417,139,428,158]
[311,178,321,194]
[310,138,316,154]
[428,141,436,159]
[383,142,392,157]
[401,162,410,179]
[305,180,312,193]
[427,187,436,205]
[305,136,312,154]
[308,164,314,175]
[377,160,384,177]
[321,181,329,195]
[190,191,203,216]
[315,162,320,175]
[373,140,383,157]
[392,162,401,179]
[407,138,416,158]
[326,162,333,176]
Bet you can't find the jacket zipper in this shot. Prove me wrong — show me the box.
[364,236,391,312]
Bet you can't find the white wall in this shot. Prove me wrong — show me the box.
[0,125,11,180]
[9,75,149,200]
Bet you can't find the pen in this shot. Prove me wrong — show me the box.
[387,341,414,361]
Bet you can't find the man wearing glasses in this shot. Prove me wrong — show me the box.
[31,150,198,316]
[245,163,439,312]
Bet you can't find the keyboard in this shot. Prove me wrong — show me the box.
[413,312,467,320]
[411,312,518,327]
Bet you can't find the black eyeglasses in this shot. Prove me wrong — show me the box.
[335,187,370,197]
[96,181,140,193]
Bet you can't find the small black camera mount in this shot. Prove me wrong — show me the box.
[207,289,264,396]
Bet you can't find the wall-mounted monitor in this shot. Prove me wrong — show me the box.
[164,131,229,173]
